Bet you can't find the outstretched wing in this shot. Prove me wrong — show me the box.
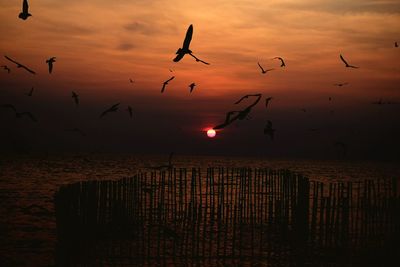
[1,104,17,113]
[23,0,29,13]
[4,55,19,65]
[188,53,210,65]
[21,65,36,74]
[213,111,239,129]
[257,62,264,72]
[173,53,185,62]
[339,54,348,65]
[48,62,53,73]
[182,24,193,50]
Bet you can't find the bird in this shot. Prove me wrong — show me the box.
[26,87,34,96]
[189,83,196,93]
[257,62,274,74]
[65,128,86,137]
[161,76,175,93]
[46,57,56,74]
[100,103,120,118]
[272,57,286,67]
[18,0,32,20]
[1,104,37,122]
[173,24,209,65]
[1,65,10,73]
[71,91,79,107]
[265,97,273,109]
[395,42,398,48]
[264,120,275,140]
[329,97,332,101]
[334,82,348,87]
[4,56,36,74]
[127,106,133,118]
[340,54,359,68]
[214,94,262,129]
[129,78,134,83]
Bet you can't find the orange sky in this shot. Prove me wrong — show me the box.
[0,0,400,157]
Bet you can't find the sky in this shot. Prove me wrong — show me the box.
[0,0,399,159]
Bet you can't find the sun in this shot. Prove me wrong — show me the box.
[207,129,216,138]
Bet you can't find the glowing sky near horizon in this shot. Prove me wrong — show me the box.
[0,0,399,157]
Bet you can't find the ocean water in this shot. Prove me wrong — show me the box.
[0,153,399,266]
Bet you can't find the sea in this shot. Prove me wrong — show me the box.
[0,153,399,266]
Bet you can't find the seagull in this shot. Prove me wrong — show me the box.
[264,120,275,140]
[26,87,34,96]
[395,42,398,48]
[257,62,274,74]
[265,97,273,109]
[173,24,209,65]
[334,82,348,87]
[1,65,10,73]
[127,106,133,118]
[272,57,286,67]
[189,83,196,93]
[71,91,79,107]
[4,56,35,74]
[1,104,37,122]
[65,128,86,137]
[46,57,56,74]
[129,78,134,83]
[100,103,120,118]
[214,94,262,130]
[161,76,175,93]
[18,0,32,20]
[340,54,359,68]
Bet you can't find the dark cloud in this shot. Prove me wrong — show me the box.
[124,21,160,35]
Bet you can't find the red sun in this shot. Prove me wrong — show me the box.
[207,129,216,138]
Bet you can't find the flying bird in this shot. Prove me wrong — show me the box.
[265,97,273,109]
[173,24,209,65]
[129,78,134,83]
[26,87,34,96]
[18,0,32,20]
[1,65,10,73]
[100,103,120,118]
[161,76,175,93]
[264,120,275,140]
[189,83,196,93]
[395,42,398,48]
[257,62,274,74]
[65,128,86,137]
[340,54,359,68]
[71,91,79,107]
[4,56,35,74]
[127,106,133,118]
[272,57,286,67]
[46,57,56,74]
[214,94,262,130]
[1,104,37,122]
[334,82,348,87]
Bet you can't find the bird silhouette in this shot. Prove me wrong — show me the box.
[340,54,359,68]
[65,128,86,137]
[4,56,36,74]
[334,82,348,87]
[26,87,34,96]
[71,91,79,107]
[257,62,274,74]
[272,57,286,67]
[127,106,133,118]
[100,103,120,118]
[161,76,175,93]
[129,78,134,83]
[46,57,56,74]
[214,94,262,129]
[1,65,10,73]
[264,120,275,140]
[173,24,209,65]
[18,0,32,20]
[395,42,398,48]
[189,83,196,93]
[1,104,37,122]
[265,97,273,109]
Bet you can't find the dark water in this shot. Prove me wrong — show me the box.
[0,153,399,266]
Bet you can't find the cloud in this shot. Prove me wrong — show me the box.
[117,42,136,51]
